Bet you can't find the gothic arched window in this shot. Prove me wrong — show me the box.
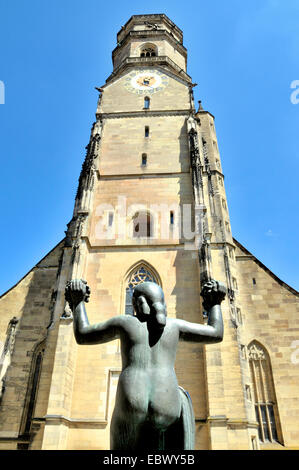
[140,46,156,58]
[132,211,153,238]
[18,342,45,449]
[248,341,281,444]
[125,264,160,315]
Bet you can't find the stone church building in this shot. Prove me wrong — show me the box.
[0,14,298,450]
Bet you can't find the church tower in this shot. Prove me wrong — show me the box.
[0,14,298,451]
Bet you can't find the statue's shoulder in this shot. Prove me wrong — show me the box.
[166,317,180,329]
[114,314,138,328]
[166,317,187,331]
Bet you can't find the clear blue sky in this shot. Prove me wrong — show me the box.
[0,0,298,294]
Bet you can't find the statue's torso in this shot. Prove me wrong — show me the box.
[115,317,181,430]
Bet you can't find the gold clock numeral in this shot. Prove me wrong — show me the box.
[124,70,169,93]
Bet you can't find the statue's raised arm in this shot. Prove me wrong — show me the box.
[65,279,120,345]
[65,277,225,451]
[177,279,226,344]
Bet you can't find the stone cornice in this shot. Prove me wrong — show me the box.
[96,170,190,180]
[106,56,191,85]
[117,14,183,43]
[84,237,190,251]
[97,109,190,120]
[202,168,225,179]
[113,29,187,60]
[35,415,108,427]
[205,415,259,430]
[196,109,216,120]
[210,241,238,250]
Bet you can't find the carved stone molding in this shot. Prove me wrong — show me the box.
[60,303,73,322]
[76,132,101,203]
[107,55,191,84]
[248,342,266,361]
[98,110,190,120]
[2,317,19,357]
[113,30,186,58]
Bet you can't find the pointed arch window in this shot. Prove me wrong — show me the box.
[125,264,160,315]
[248,341,281,444]
[23,352,43,436]
[19,342,45,448]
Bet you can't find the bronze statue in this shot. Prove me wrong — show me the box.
[65,279,226,450]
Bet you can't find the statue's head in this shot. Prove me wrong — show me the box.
[132,282,167,329]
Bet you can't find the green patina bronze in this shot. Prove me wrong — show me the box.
[65,279,226,451]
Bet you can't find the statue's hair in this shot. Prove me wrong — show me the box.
[132,282,166,327]
[132,282,164,302]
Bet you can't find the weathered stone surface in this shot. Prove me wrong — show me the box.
[0,14,298,451]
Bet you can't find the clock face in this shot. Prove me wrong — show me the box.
[124,69,169,95]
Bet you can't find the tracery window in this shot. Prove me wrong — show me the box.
[23,352,43,436]
[248,341,281,444]
[140,46,156,57]
[18,342,45,448]
[125,265,160,315]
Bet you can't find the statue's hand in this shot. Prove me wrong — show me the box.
[65,279,91,310]
[200,279,226,311]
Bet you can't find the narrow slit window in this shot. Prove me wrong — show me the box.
[236,308,242,324]
[170,211,174,225]
[133,212,153,238]
[145,126,149,137]
[142,154,147,166]
[108,212,114,227]
[144,97,150,109]
[253,278,256,285]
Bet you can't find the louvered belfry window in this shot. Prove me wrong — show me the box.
[140,47,156,58]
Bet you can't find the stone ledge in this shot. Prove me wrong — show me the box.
[38,415,108,428]
[106,56,191,85]
[97,110,190,120]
